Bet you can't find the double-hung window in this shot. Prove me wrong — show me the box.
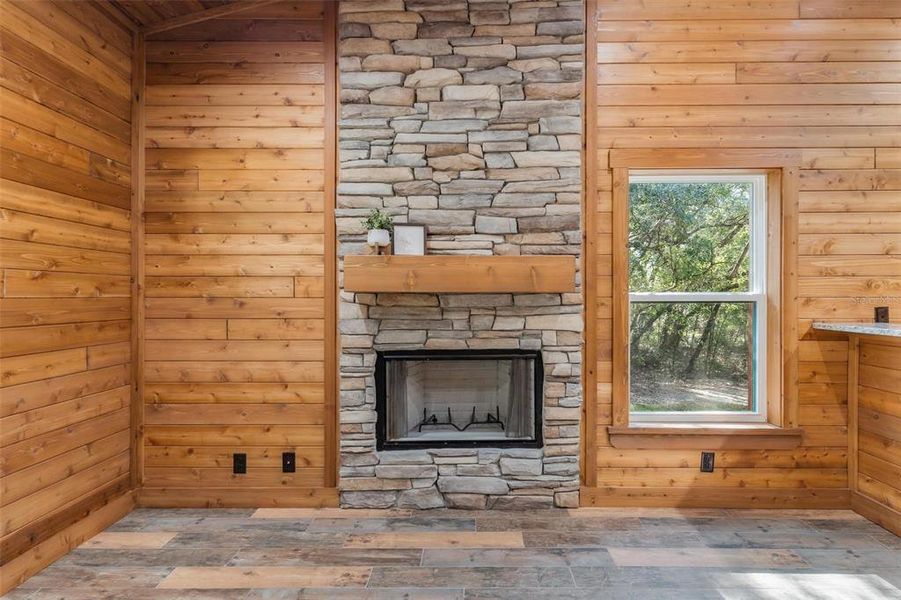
[627,172,769,423]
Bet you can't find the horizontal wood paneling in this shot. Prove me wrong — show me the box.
[142,1,335,503]
[854,338,901,535]
[0,0,133,581]
[145,84,324,106]
[586,0,900,507]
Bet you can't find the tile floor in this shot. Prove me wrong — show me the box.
[5,508,900,599]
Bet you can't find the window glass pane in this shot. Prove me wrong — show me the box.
[629,302,755,413]
[629,180,752,293]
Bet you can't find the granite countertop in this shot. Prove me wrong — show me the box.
[813,322,901,338]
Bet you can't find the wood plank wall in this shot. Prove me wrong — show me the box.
[0,0,135,584]
[141,0,337,507]
[585,0,900,507]
[852,336,901,535]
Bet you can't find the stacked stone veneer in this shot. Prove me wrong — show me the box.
[337,0,584,509]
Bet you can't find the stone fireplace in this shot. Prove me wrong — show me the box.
[337,0,584,509]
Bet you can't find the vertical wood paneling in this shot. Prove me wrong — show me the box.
[142,0,336,507]
[586,2,900,506]
[0,0,133,586]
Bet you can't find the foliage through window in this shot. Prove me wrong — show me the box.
[628,173,767,422]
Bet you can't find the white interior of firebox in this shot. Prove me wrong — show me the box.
[387,358,535,442]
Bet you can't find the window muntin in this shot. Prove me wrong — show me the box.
[628,173,767,422]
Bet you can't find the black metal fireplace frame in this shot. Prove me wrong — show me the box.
[375,349,543,451]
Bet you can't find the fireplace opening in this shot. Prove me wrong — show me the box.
[375,349,543,450]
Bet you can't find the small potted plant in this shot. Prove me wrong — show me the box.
[362,208,393,250]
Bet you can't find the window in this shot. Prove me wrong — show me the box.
[627,172,768,422]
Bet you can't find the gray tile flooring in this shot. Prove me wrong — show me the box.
[5,508,900,599]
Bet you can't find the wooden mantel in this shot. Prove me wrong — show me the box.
[343,255,576,293]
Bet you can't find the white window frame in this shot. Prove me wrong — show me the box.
[628,172,768,423]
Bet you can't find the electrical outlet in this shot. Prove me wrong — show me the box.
[233,453,247,474]
[875,306,889,323]
[700,452,715,473]
[282,451,296,473]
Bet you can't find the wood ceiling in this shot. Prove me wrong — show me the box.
[106,0,236,28]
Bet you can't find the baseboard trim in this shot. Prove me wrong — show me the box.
[851,491,901,536]
[1,475,130,564]
[580,486,851,509]
[137,487,339,508]
[0,490,135,595]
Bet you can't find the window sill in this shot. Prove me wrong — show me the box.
[607,424,803,449]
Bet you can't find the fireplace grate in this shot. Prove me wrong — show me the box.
[416,406,506,433]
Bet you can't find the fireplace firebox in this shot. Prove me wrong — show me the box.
[375,349,543,450]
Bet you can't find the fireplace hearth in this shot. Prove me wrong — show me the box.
[375,350,543,450]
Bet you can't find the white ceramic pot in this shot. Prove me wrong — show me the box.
[367,228,390,247]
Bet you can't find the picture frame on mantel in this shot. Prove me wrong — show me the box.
[392,224,427,256]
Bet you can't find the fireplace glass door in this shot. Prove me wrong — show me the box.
[376,350,542,449]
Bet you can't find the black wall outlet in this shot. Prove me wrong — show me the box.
[700,452,715,472]
[282,451,296,473]
[233,453,247,474]
[875,306,889,323]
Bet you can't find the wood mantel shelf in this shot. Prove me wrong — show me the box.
[343,255,576,293]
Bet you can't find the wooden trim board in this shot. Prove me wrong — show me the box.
[142,0,281,36]
[765,169,784,427]
[322,0,338,492]
[610,167,630,427]
[607,426,803,449]
[581,486,850,509]
[130,30,146,489]
[847,335,860,493]
[137,487,339,508]
[852,491,901,537]
[0,477,130,566]
[781,167,801,430]
[581,0,599,488]
[609,149,802,169]
[343,255,577,293]
[0,492,135,595]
